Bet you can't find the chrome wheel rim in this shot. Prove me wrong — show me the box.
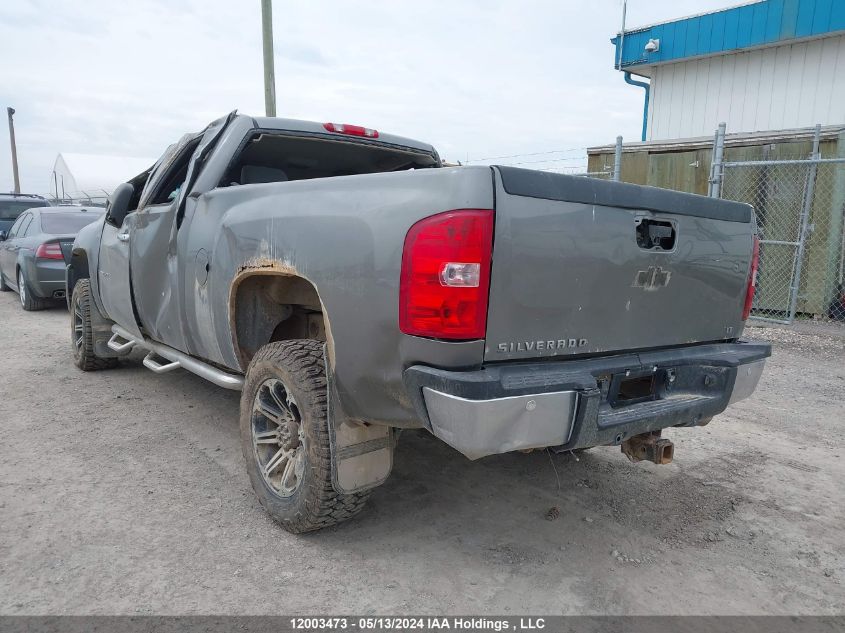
[73,300,84,353]
[251,377,306,498]
[18,271,25,306]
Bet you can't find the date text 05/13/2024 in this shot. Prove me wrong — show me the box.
[289,616,547,631]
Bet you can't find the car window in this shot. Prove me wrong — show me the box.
[41,212,104,234]
[138,134,201,208]
[5,216,22,239]
[148,137,202,206]
[0,199,47,221]
[8,213,30,239]
[21,215,36,237]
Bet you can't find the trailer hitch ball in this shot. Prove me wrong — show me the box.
[621,432,674,465]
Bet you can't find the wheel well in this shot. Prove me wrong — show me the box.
[67,250,90,295]
[231,272,327,368]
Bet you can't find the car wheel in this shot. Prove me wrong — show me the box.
[71,279,118,371]
[18,268,47,311]
[0,270,9,292]
[240,339,371,533]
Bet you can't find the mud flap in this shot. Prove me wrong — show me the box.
[325,347,393,494]
[87,291,132,359]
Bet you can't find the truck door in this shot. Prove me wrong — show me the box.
[98,207,144,339]
[128,112,236,352]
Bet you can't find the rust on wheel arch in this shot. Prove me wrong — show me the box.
[228,258,336,371]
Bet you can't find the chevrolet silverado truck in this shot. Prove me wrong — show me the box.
[67,112,770,533]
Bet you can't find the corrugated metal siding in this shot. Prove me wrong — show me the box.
[646,34,845,140]
[615,0,845,68]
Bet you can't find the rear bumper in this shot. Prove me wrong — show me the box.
[28,259,67,299]
[404,341,770,460]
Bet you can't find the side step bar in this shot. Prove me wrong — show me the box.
[109,325,244,391]
[142,351,182,374]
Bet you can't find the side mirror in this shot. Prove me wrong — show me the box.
[106,182,135,226]
[0,230,6,241]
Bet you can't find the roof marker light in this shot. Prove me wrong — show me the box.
[323,122,379,138]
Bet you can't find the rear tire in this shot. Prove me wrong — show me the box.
[71,279,118,371]
[18,269,47,311]
[240,340,370,533]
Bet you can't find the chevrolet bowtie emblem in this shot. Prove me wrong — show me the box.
[633,266,671,290]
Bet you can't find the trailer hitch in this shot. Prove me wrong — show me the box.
[621,431,674,465]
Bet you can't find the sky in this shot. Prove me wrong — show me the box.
[0,0,742,195]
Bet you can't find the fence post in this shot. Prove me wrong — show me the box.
[613,136,623,182]
[708,122,726,198]
[788,124,822,322]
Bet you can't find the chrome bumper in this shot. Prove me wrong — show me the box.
[728,358,766,404]
[422,388,578,460]
[406,341,771,460]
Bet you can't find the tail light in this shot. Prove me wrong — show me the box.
[741,236,760,320]
[323,122,379,138]
[35,242,63,260]
[399,209,494,339]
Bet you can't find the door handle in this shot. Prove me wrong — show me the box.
[117,230,130,242]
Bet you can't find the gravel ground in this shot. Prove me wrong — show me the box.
[0,292,843,615]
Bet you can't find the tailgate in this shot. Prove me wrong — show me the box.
[485,167,755,361]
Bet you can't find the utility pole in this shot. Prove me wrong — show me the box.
[616,0,627,70]
[261,0,277,117]
[7,107,21,194]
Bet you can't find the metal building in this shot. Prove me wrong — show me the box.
[614,0,845,142]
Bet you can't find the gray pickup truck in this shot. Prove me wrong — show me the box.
[68,112,770,533]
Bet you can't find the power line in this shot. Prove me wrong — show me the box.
[499,155,586,167]
[467,147,588,162]
[539,165,588,172]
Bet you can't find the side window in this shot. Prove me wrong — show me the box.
[6,215,24,239]
[21,215,36,237]
[8,213,30,239]
[152,138,202,205]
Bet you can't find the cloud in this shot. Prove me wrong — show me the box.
[0,0,739,193]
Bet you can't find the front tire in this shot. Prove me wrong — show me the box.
[71,279,118,371]
[18,269,47,311]
[240,340,370,533]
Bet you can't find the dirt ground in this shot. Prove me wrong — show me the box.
[0,291,843,615]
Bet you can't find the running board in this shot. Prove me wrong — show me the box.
[111,325,244,391]
[142,351,181,374]
[107,331,136,353]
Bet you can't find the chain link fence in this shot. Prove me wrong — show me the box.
[584,124,845,323]
[720,156,845,323]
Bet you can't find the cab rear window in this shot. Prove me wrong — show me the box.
[221,132,439,186]
[41,212,103,234]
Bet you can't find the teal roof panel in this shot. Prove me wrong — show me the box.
[613,0,845,69]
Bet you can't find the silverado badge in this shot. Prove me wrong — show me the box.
[497,338,588,353]
[633,266,671,291]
